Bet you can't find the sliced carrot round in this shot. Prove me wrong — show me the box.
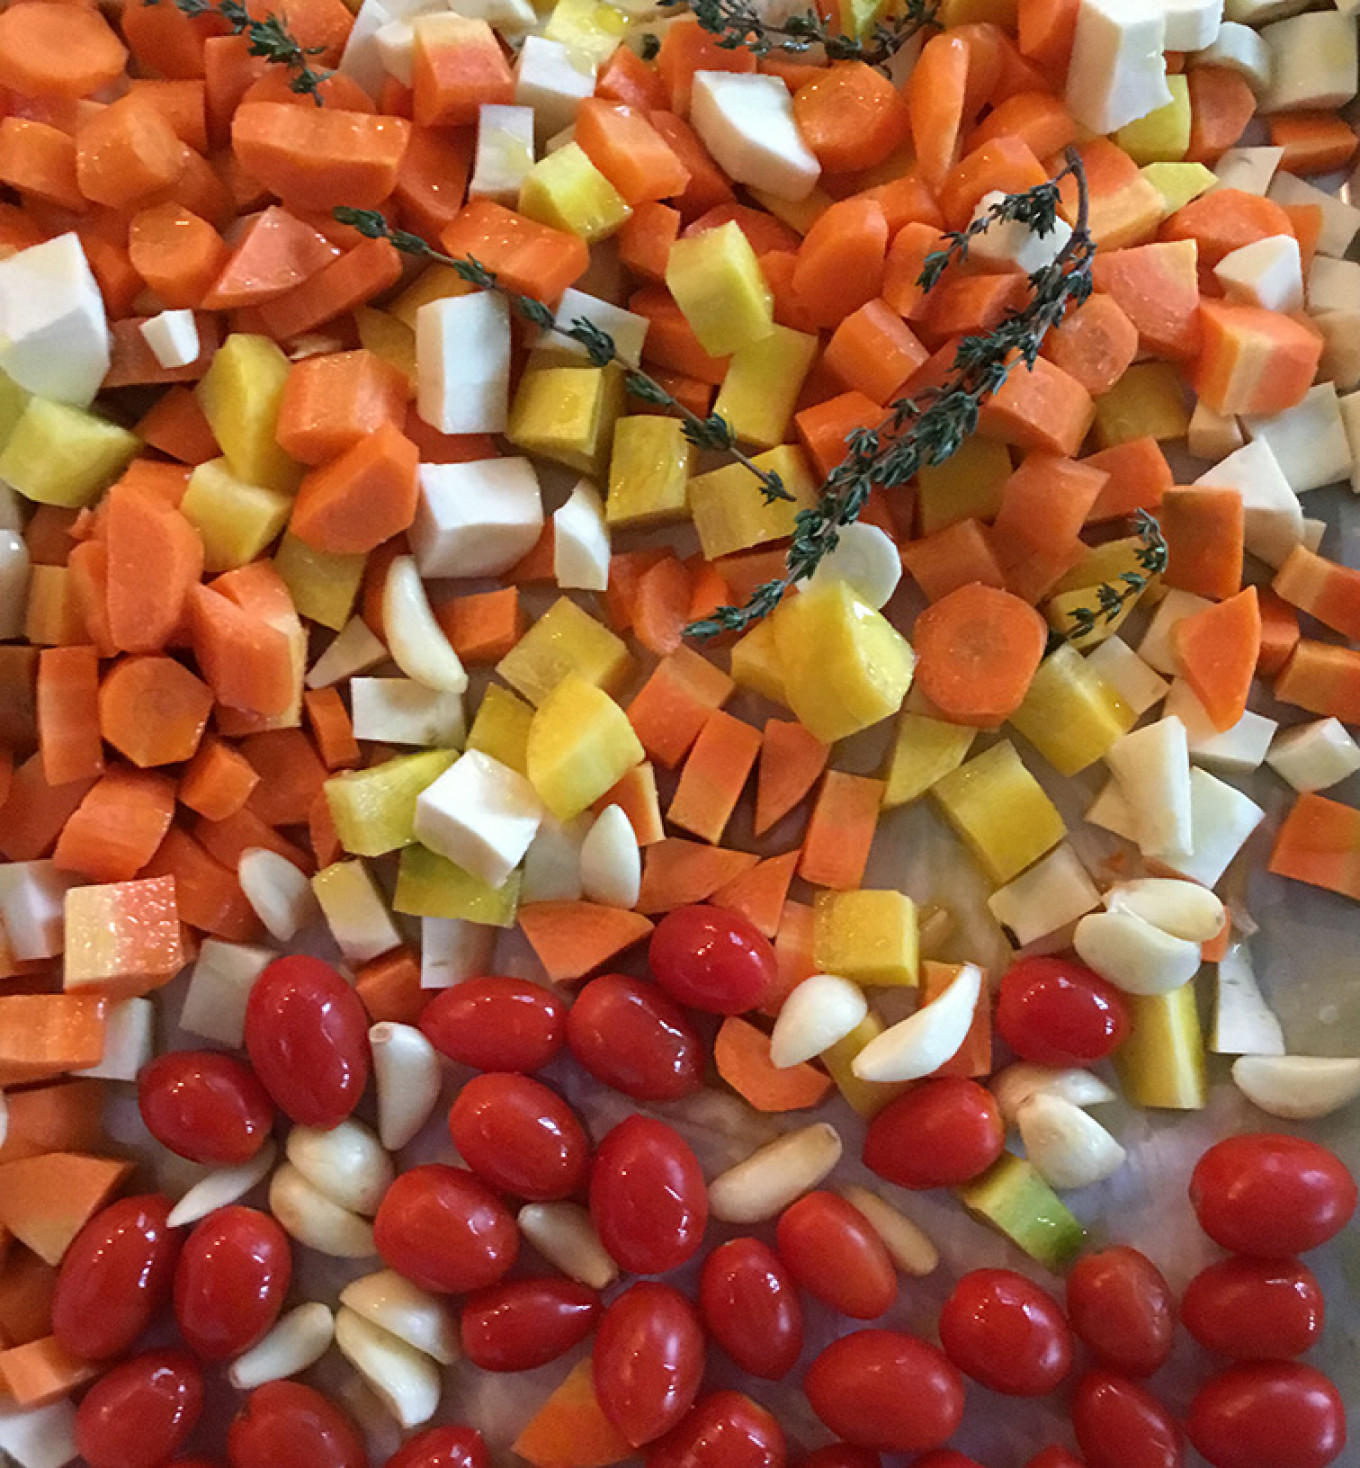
[0,4,128,99]
[793,62,911,175]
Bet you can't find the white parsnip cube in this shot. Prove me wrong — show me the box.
[411,457,544,579]
[1106,716,1193,860]
[1267,718,1360,793]
[1242,383,1352,495]
[1261,13,1357,113]
[0,1399,79,1468]
[988,844,1102,948]
[140,309,200,370]
[1187,401,1244,461]
[549,288,649,368]
[0,861,77,961]
[469,104,536,206]
[1210,146,1281,197]
[0,234,109,407]
[1086,778,1141,844]
[1306,256,1360,315]
[1339,389,1360,494]
[1066,0,1172,135]
[79,998,154,1082]
[514,36,595,144]
[1161,0,1221,50]
[553,478,610,592]
[351,678,466,748]
[1159,767,1265,888]
[414,749,544,888]
[520,815,586,902]
[307,617,387,689]
[689,71,820,202]
[1084,637,1169,717]
[415,291,511,435]
[338,0,396,96]
[180,939,274,1048]
[1214,236,1302,314]
[375,19,416,85]
[1164,679,1277,773]
[968,190,1073,275]
[1270,172,1360,259]
[420,915,496,988]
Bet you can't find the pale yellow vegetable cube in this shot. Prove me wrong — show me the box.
[497,596,633,705]
[883,711,976,808]
[0,399,138,507]
[467,684,535,774]
[815,889,918,986]
[526,672,644,820]
[389,265,474,329]
[714,324,819,450]
[1116,75,1191,165]
[325,750,458,857]
[931,740,1065,885]
[606,415,691,526]
[355,307,417,387]
[917,437,1012,534]
[1141,162,1216,216]
[1094,362,1191,449]
[508,363,625,477]
[1009,643,1136,776]
[274,532,364,632]
[689,445,819,561]
[197,334,300,492]
[729,620,788,707]
[665,221,774,357]
[1114,984,1207,1110]
[519,143,631,242]
[821,1012,910,1117]
[394,844,520,926]
[181,458,292,574]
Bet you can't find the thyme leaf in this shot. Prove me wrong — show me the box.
[147,0,331,101]
[1048,509,1169,647]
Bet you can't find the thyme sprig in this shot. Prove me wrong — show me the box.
[333,208,789,503]
[658,0,941,69]
[687,150,1099,638]
[148,0,331,101]
[1049,510,1168,648]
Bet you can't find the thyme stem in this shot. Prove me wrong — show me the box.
[1047,509,1169,649]
[147,0,331,102]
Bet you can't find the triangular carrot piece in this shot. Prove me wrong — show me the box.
[1171,585,1261,732]
[710,850,799,938]
[754,719,830,835]
[512,1359,633,1468]
[517,902,654,984]
[635,839,759,914]
[714,1015,834,1113]
[0,1153,133,1265]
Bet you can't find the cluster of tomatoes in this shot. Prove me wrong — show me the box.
[58,905,1357,1468]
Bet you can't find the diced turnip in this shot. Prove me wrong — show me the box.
[179,939,274,1048]
[140,309,201,370]
[0,860,78,960]
[338,0,396,97]
[1335,388,1360,493]
[414,749,543,889]
[805,521,902,610]
[350,678,466,748]
[420,915,496,989]
[1161,0,1221,50]
[1214,235,1302,314]
[549,289,649,368]
[514,36,595,143]
[313,860,402,966]
[1194,23,1271,94]
[0,234,109,407]
[411,457,544,579]
[543,123,575,154]
[0,529,30,641]
[1306,256,1360,315]
[1192,438,1302,567]
[987,844,1101,948]
[416,290,511,435]
[1066,0,1172,135]
[1085,636,1170,717]
[1187,400,1244,460]
[520,814,586,903]
[1242,383,1351,494]
[1085,778,1141,843]
[1159,767,1265,887]
[1106,716,1193,859]
[1210,146,1282,197]
[306,616,387,690]
[967,190,1073,274]
[468,104,536,206]
[1269,171,1360,259]
[553,478,610,592]
[0,1399,79,1468]
[689,71,820,202]
[1261,13,1357,113]
[1266,717,1360,792]
[1211,939,1285,1055]
[1137,587,1212,674]
[1164,679,1277,772]
[80,997,154,1082]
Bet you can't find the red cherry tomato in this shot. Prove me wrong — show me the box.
[698,1237,803,1380]
[137,1050,273,1165]
[386,1427,489,1468]
[594,1282,705,1448]
[419,977,565,1073]
[567,974,705,1101]
[447,1073,589,1201]
[75,1351,204,1468]
[173,1206,290,1360]
[1065,1246,1175,1378]
[803,1330,965,1453]
[1181,1256,1324,1360]
[1071,1370,1184,1468]
[995,956,1129,1067]
[774,1191,896,1321]
[649,906,776,1014]
[374,1164,518,1294]
[590,1115,707,1274]
[862,1077,1004,1189]
[1025,1452,1084,1468]
[911,1456,985,1468]
[798,1450,881,1468]
[52,1194,180,1360]
[646,1391,786,1468]
[1190,1133,1357,1256]
[244,955,370,1129]
[228,1381,368,1468]
[459,1278,601,1372]
[938,1267,1072,1397]
[1188,1362,1345,1468]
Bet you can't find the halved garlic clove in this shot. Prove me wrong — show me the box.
[370,1022,442,1152]
[228,1303,335,1391]
[1105,877,1225,943]
[237,847,320,942]
[167,1140,276,1228]
[269,1163,377,1258]
[769,973,868,1069]
[991,1063,1118,1126]
[851,964,982,1082]
[579,804,641,909]
[333,1307,441,1430]
[382,555,467,693]
[518,1202,619,1291]
[708,1123,843,1224]
[837,1184,939,1276]
[1232,1055,1360,1120]
[338,1270,459,1365]
[1074,909,1202,996]
[1018,1092,1127,1191]
[285,1120,394,1217]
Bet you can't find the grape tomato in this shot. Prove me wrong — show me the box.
[173,1206,290,1361]
[419,977,565,1073]
[775,1191,897,1321]
[698,1237,804,1380]
[995,956,1129,1067]
[386,1427,489,1468]
[137,1050,273,1165]
[459,1278,601,1372]
[1188,1361,1345,1468]
[594,1282,705,1448]
[589,1115,708,1274]
[75,1351,204,1468]
[863,1077,1004,1189]
[649,906,777,1014]
[646,1392,786,1468]
[911,1455,985,1468]
[1065,1246,1175,1378]
[1071,1370,1184,1468]
[1024,1452,1085,1468]
[228,1381,368,1468]
[374,1164,518,1294]
[447,1072,589,1201]
[938,1268,1072,1397]
[566,973,705,1101]
[1181,1256,1324,1359]
[798,1450,882,1468]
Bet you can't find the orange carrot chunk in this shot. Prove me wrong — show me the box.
[1161,486,1244,602]
[98,656,214,768]
[36,647,104,789]
[105,483,205,656]
[667,708,761,845]
[290,420,419,556]
[792,198,889,330]
[1272,545,1360,644]
[627,646,734,770]
[907,32,969,191]
[1192,301,1322,418]
[793,62,911,176]
[232,102,411,210]
[516,903,655,983]
[799,771,884,891]
[636,840,759,913]
[715,1015,834,1112]
[912,582,1048,727]
[754,719,831,837]
[53,767,178,884]
[709,850,800,939]
[1171,585,1261,732]
[1268,793,1360,903]
[0,4,128,100]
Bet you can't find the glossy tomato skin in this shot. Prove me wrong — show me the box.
[459,1278,601,1371]
[862,1077,1004,1189]
[774,1191,896,1320]
[374,1164,518,1293]
[938,1268,1073,1397]
[995,956,1129,1066]
[646,1392,786,1468]
[386,1427,488,1468]
[594,1282,705,1448]
[1190,1134,1357,1256]
[590,1115,707,1274]
[243,955,370,1128]
[173,1205,290,1360]
[798,1450,881,1468]
[75,1351,203,1468]
[1188,1362,1345,1468]
[447,1073,589,1201]
[1181,1256,1323,1359]
[649,907,776,1015]
[698,1237,803,1380]
[567,974,705,1101]
[1066,1246,1175,1377]
[228,1381,368,1468]
[1024,1452,1084,1468]
[137,1050,273,1165]
[911,1456,985,1468]
[803,1330,965,1453]
[52,1194,180,1359]
[1071,1370,1184,1468]
[419,977,565,1073]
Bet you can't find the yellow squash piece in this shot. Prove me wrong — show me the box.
[714,325,819,451]
[324,750,458,857]
[1116,74,1191,164]
[1115,983,1208,1110]
[606,415,691,527]
[814,889,919,986]
[689,445,819,561]
[181,458,292,574]
[519,143,631,242]
[273,533,365,633]
[497,596,633,706]
[543,0,630,68]
[508,362,625,477]
[665,220,775,357]
[1094,361,1191,449]
[526,672,644,820]
[931,740,1065,885]
[355,307,417,387]
[196,334,300,492]
[1009,643,1136,776]
[466,684,535,774]
[883,711,977,808]
[394,844,521,926]
[1141,161,1216,217]
[0,399,139,508]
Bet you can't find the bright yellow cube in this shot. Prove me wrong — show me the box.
[821,1012,910,1117]
[466,684,535,774]
[497,596,633,706]
[0,399,138,508]
[1094,361,1190,449]
[181,458,292,574]
[1009,642,1136,776]
[519,143,631,242]
[274,532,364,632]
[508,362,625,477]
[1141,162,1216,217]
[325,750,457,857]
[355,307,417,387]
[689,445,819,561]
[815,889,918,986]
[917,437,1012,534]
[1115,984,1207,1110]
[931,740,1065,885]
[543,0,630,69]
[728,619,788,707]
[1116,74,1191,165]
[714,325,819,450]
[197,334,300,492]
[526,672,644,820]
[665,221,774,357]
[883,712,976,808]
[394,844,521,926]
[607,415,691,526]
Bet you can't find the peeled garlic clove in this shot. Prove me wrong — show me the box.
[269,1163,377,1258]
[837,1184,938,1276]
[1074,909,1202,996]
[228,1303,335,1391]
[770,973,868,1069]
[285,1120,394,1217]
[851,964,982,1082]
[1018,1092,1126,1191]
[382,555,467,693]
[518,1202,619,1291]
[237,847,320,942]
[338,1270,459,1365]
[1105,877,1225,943]
[991,1063,1118,1125]
[334,1307,441,1430]
[370,1022,442,1152]
[807,521,902,609]
[1232,1055,1360,1120]
[708,1123,843,1224]
[168,1140,276,1228]
[579,804,641,909]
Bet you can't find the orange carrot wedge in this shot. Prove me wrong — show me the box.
[636,840,759,913]
[516,902,655,983]
[593,764,665,847]
[0,1335,97,1408]
[1268,793,1360,903]
[105,482,205,655]
[36,646,104,788]
[799,771,884,891]
[715,1015,834,1112]
[0,1154,132,1265]
[0,996,108,1088]
[667,708,761,845]
[53,766,178,883]
[710,850,800,939]
[912,583,1048,727]
[513,1359,632,1468]
[627,647,735,770]
[1257,589,1301,679]
[1171,585,1261,732]
[908,32,969,191]
[754,719,831,836]
[1273,641,1360,725]
[1161,486,1244,602]
[1272,545,1360,643]
[0,1080,106,1163]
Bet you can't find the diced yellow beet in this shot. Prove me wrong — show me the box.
[466,684,535,774]
[917,437,1011,534]
[63,877,183,1000]
[508,362,625,477]
[814,888,918,986]
[665,221,774,357]
[310,859,400,963]
[883,711,976,808]
[1008,643,1136,776]
[1045,586,1139,650]
[714,325,819,450]
[1114,983,1207,1110]
[273,533,365,633]
[0,399,138,507]
[689,445,819,561]
[526,673,644,820]
[355,307,417,387]
[1141,161,1215,216]
[1093,362,1190,449]
[393,843,520,926]
[519,144,631,242]
[820,1012,910,1117]
[324,750,458,857]
[181,458,292,573]
[606,415,691,527]
[1115,74,1191,164]
[389,264,474,329]
[729,620,788,707]
[931,740,1065,885]
[196,334,300,492]
[497,597,633,706]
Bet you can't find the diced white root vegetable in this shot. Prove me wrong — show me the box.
[852,965,983,1082]
[1223,0,1306,23]
[0,529,24,630]
[518,1202,619,1290]
[1212,940,1286,1055]
[1267,718,1360,793]
[1306,256,1360,315]
[967,189,1074,274]
[689,71,820,202]
[1084,637,1170,717]
[238,847,319,942]
[1137,588,1213,674]
[382,556,468,693]
[306,616,387,690]
[229,1304,336,1391]
[312,860,402,966]
[1261,13,1357,113]
[553,479,611,593]
[519,815,587,903]
[411,457,544,580]
[1074,910,1203,996]
[837,1185,939,1276]
[1214,236,1303,314]
[579,804,640,909]
[416,290,511,434]
[1312,311,1360,393]
[1233,1056,1360,1120]
[0,234,109,406]
[1209,146,1282,196]
[1163,680,1277,773]
[769,973,869,1069]
[270,1163,378,1258]
[180,939,273,1047]
[448,0,535,36]
[419,915,497,989]
[468,103,536,205]
[708,1123,844,1223]
[1192,22,1270,93]
[1243,384,1352,494]
[78,998,153,1082]
[139,309,200,370]
[414,749,543,889]
[1085,779,1141,843]
[513,37,594,143]
[0,1399,79,1468]
[992,1063,1117,1125]
[1105,878,1225,943]
[1159,768,1265,888]
[1340,389,1360,494]
[334,1308,441,1430]
[370,1023,441,1151]
[1160,0,1221,50]
[1106,716,1193,860]
[987,844,1101,948]
[350,679,466,748]
[1187,400,1244,461]
[0,861,79,961]
[1018,1093,1127,1192]
[375,19,416,84]
[1193,439,1302,568]
[339,1271,459,1364]
[1301,518,1326,554]
[1066,0,1172,135]
[806,522,902,609]
[338,0,395,96]
[286,1120,394,1217]
[168,1141,276,1228]
[549,290,649,369]
[1270,171,1360,260]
